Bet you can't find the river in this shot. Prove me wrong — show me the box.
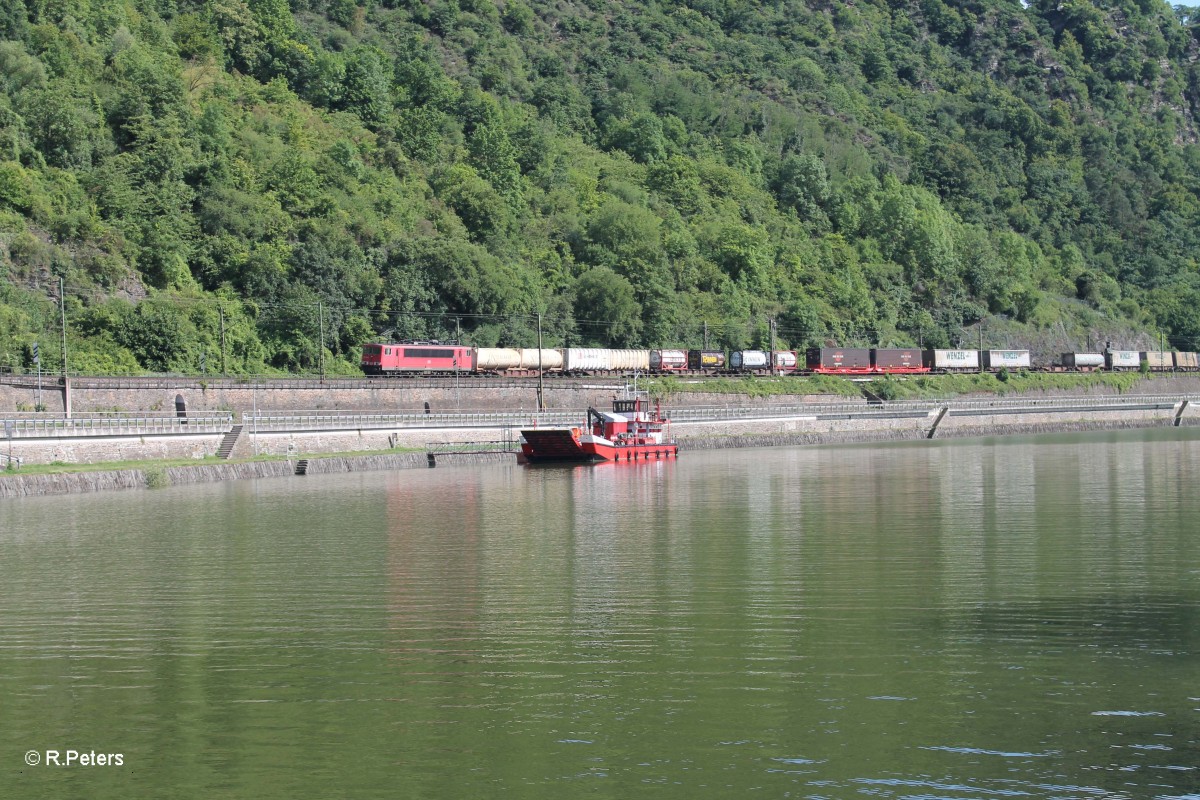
[1,428,1198,798]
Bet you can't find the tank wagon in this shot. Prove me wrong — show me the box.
[1060,353,1104,371]
[649,349,688,372]
[688,350,726,371]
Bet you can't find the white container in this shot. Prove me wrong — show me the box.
[517,349,562,370]
[983,350,1031,369]
[1105,350,1139,369]
[474,348,521,370]
[925,349,980,370]
[563,349,649,372]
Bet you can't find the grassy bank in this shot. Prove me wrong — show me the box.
[645,371,1154,401]
[644,375,863,399]
[862,371,1149,400]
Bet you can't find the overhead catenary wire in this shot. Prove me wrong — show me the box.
[9,277,1200,354]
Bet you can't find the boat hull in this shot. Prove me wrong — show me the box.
[520,428,679,464]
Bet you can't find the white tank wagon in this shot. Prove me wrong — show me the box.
[1060,353,1104,370]
[730,350,769,370]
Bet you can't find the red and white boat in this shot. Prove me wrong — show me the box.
[519,395,679,464]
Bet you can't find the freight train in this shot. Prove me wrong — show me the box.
[362,342,1199,377]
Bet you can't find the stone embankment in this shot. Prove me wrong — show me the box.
[0,451,514,499]
[2,390,1196,498]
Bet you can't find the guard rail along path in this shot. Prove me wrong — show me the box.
[2,396,1192,440]
[1,412,235,438]
[242,395,1191,432]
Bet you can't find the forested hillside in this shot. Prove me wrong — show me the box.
[3,0,1200,374]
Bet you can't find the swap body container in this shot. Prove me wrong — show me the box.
[563,349,650,372]
[1174,352,1199,370]
[872,348,926,372]
[1140,351,1173,370]
[922,349,980,371]
[475,348,563,371]
[1105,350,1140,370]
[806,347,872,373]
[982,350,1031,370]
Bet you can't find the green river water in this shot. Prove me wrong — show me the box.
[1,428,1198,799]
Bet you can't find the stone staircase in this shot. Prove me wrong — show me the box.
[294,459,309,475]
[216,425,244,459]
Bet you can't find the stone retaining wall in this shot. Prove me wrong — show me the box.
[5,375,1200,417]
[3,398,1195,497]
[0,450,507,498]
[5,398,1196,466]
[6,433,225,465]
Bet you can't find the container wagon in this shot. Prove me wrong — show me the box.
[1174,352,1199,370]
[649,349,688,372]
[1105,350,1140,370]
[982,350,1031,370]
[923,349,980,372]
[474,348,563,372]
[1061,353,1105,371]
[730,350,770,370]
[687,350,726,371]
[1140,351,1174,371]
[562,349,650,373]
[807,347,872,374]
[872,348,927,373]
[772,350,799,372]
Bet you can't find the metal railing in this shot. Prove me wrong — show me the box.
[2,395,1189,440]
[1,412,234,438]
[241,395,1193,433]
[245,410,586,432]
[425,439,520,455]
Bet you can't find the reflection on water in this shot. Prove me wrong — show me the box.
[1,428,1198,798]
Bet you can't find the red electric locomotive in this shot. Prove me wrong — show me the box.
[362,342,475,375]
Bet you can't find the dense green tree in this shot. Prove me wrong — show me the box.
[574,266,642,346]
[1,0,1198,373]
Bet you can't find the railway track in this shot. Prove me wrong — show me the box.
[0,373,632,391]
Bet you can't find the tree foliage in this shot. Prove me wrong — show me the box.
[3,0,1200,373]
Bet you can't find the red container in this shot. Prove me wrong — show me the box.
[806,347,871,373]
[872,348,927,373]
